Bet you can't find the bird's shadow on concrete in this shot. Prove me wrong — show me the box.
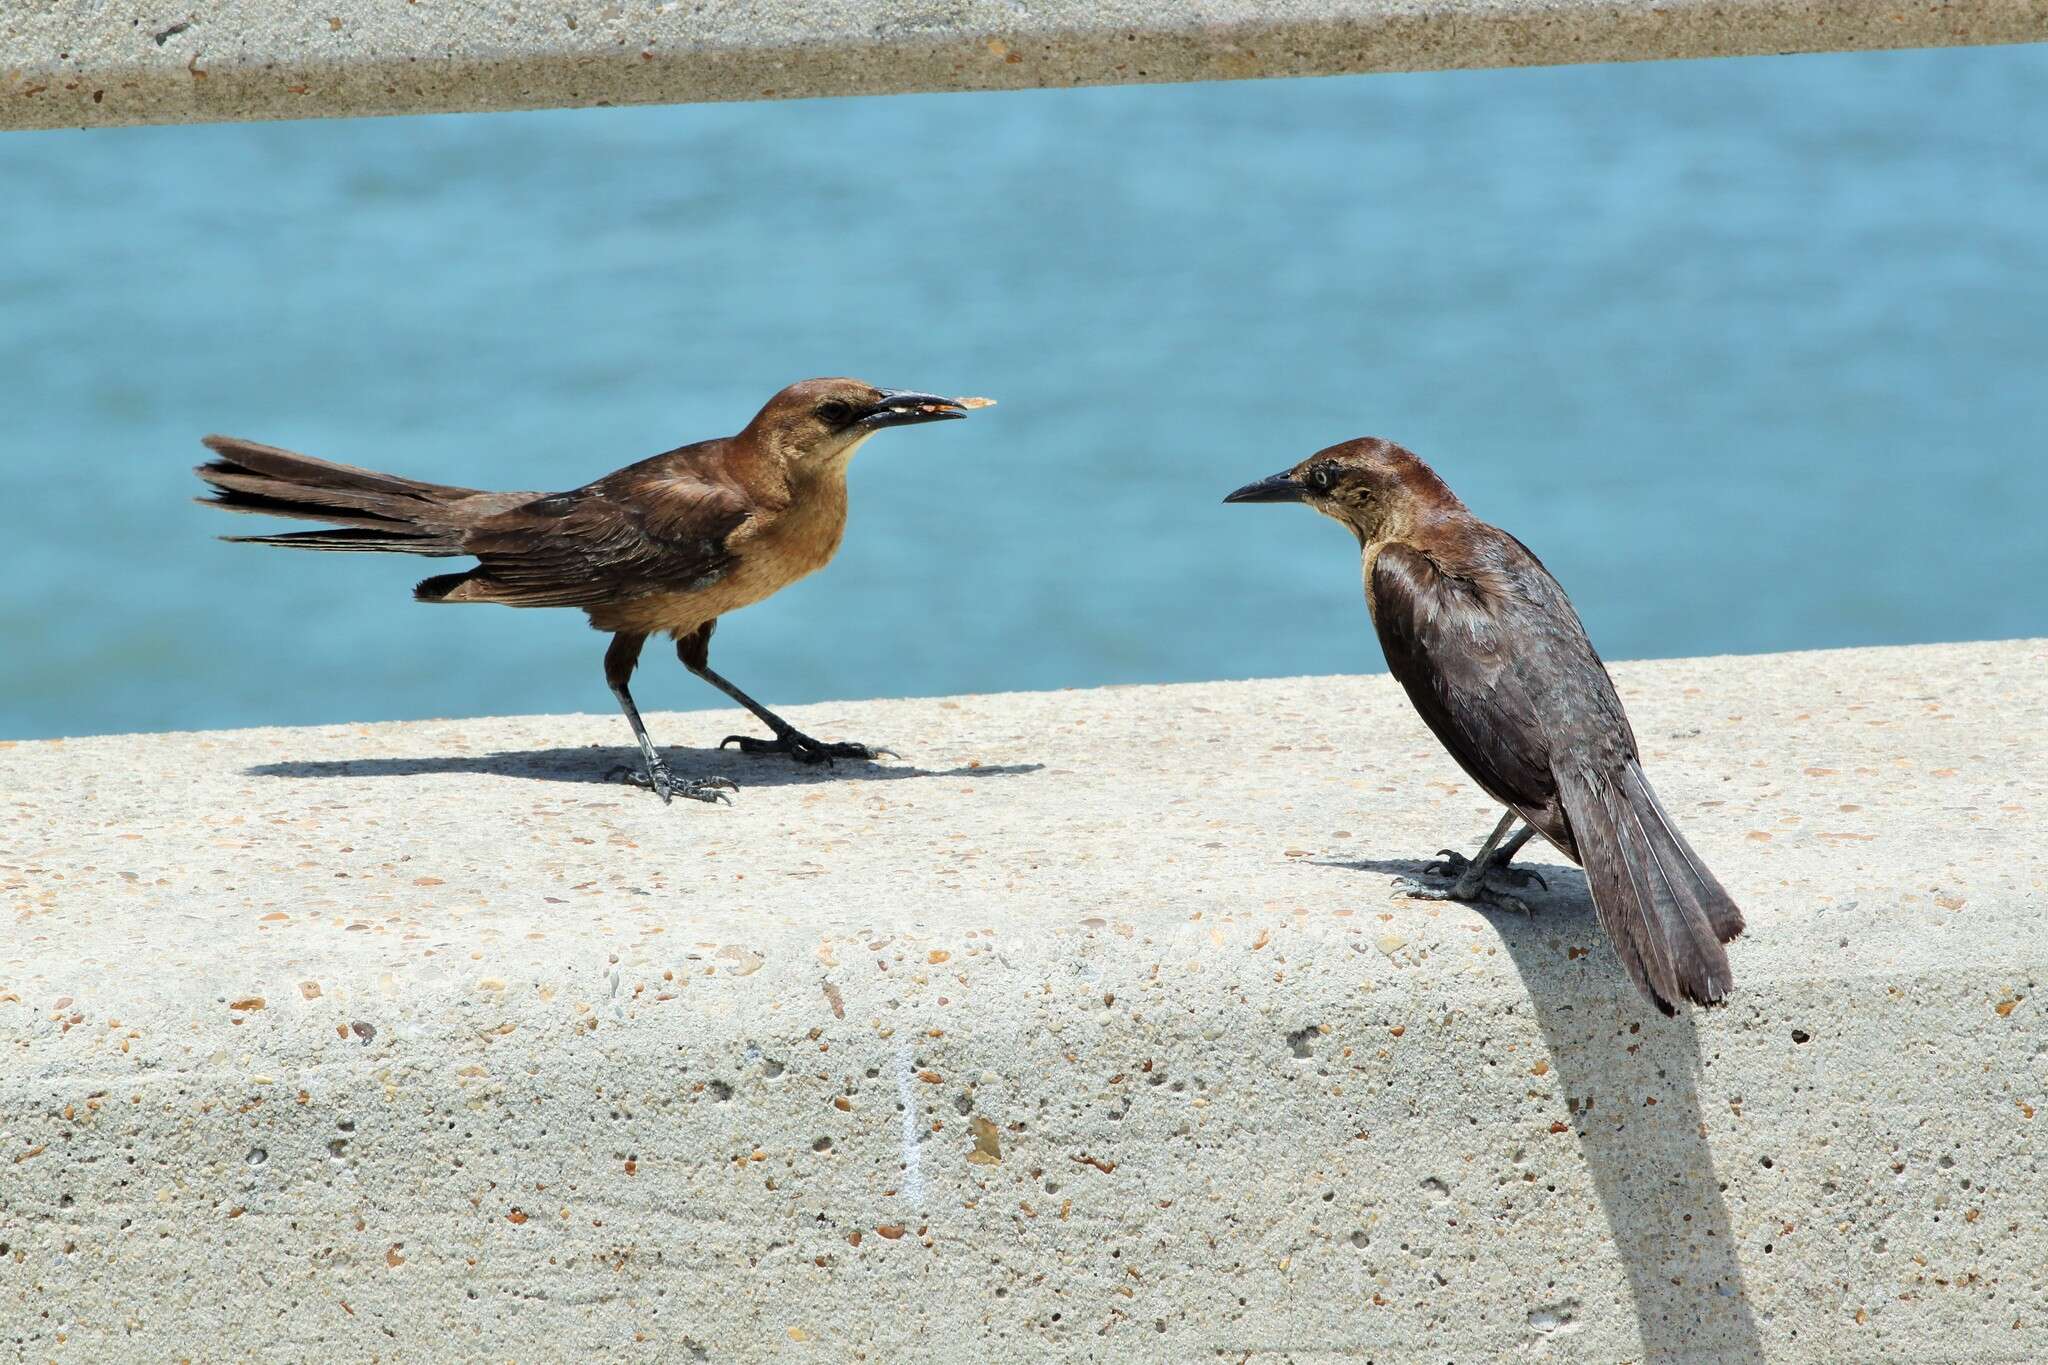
[1322,855,1762,1362]
[246,745,1043,791]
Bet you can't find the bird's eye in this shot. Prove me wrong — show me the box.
[817,400,855,425]
[1309,465,1334,493]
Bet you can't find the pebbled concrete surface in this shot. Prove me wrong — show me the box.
[4,1,2045,132]
[1,638,2045,1358]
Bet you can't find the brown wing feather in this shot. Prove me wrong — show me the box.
[1373,531,1740,1012]
[1369,541,1568,848]
[447,446,755,608]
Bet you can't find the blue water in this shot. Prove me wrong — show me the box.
[3,46,2045,741]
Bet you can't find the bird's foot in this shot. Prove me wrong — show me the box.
[719,730,897,767]
[608,760,737,806]
[1420,848,1547,892]
[1392,874,1535,916]
[1393,851,1544,916]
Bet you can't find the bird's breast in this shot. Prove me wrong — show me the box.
[1360,543,1385,626]
[592,483,849,637]
[731,482,849,583]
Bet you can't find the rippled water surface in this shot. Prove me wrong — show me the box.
[3,45,2044,739]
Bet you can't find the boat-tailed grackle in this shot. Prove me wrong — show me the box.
[197,378,988,804]
[1227,438,1743,1014]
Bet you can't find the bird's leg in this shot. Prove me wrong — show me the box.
[1427,818,1544,887]
[601,632,736,805]
[1394,810,1548,913]
[677,624,895,767]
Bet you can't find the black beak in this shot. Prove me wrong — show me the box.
[859,390,967,429]
[1223,471,1306,504]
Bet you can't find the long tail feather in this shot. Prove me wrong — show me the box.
[1556,761,1740,1013]
[195,434,480,556]
[199,435,474,501]
[223,528,463,554]
[1626,765,1747,945]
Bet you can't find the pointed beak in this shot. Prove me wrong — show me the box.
[859,391,969,429]
[1224,471,1306,504]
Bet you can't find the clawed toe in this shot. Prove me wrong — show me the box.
[1484,888,1535,916]
[817,739,893,762]
[1424,849,1472,878]
[720,732,894,767]
[721,732,832,765]
[673,776,738,805]
[614,762,737,805]
[1391,865,1537,916]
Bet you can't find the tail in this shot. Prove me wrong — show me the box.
[1555,759,1744,1015]
[195,434,481,555]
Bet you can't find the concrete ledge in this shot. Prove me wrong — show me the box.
[2,639,2045,1357]
[5,2,2045,132]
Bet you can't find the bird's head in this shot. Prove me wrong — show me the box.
[748,378,979,473]
[1224,437,1460,546]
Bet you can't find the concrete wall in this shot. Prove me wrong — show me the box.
[3,1,2044,132]
[2,638,2044,1357]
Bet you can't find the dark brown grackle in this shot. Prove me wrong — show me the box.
[196,379,986,804]
[1227,438,1743,1014]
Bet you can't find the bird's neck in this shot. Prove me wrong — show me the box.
[764,457,853,571]
[1357,502,1479,573]
[1340,474,1467,554]
[777,448,855,508]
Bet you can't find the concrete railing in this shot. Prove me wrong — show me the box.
[2,638,2043,1357]
[2,1,2043,131]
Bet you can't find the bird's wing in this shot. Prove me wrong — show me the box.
[1369,540,1564,830]
[455,473,753,609]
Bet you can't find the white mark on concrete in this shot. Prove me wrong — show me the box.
[894,1043,925,1210]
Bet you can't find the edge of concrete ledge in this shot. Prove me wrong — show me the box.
[3,639,2046,1358]
[5,1,2046,132]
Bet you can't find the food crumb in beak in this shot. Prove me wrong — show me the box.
[954,396,997,410]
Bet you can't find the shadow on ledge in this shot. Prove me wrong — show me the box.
[247,745,1043,790]
[1327,853,1763,1363]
